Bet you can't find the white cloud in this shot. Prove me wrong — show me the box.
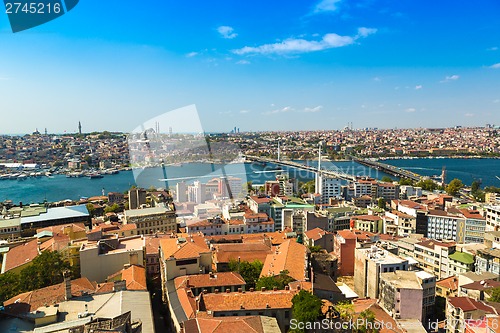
[405,108,416,113]
[263,106,294,115]
[186,52,198,58]
[487,47,498,51]
[441,75,460,83]
[240,110,250,114]
[313,0,342,13]
[304,105,323,113]
[232,28,375,55]
[493,99,500,104]
[465,113,475,117]
[236,60,250,65]
[356,27,377,38]
[415,85,423,90]
[373,77,381,82]
[489,63,500,69]
[217,26,237,39]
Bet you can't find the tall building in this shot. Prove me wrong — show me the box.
[176,181,187,202]
[315,174,342,204]
[128,188,147,210]
[188,181,206,204]
[78,121,82,135]
[218,176,243,199]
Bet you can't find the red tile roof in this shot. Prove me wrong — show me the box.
[2,239,40,272]
[214,243,272,264]
[200,290,295,311]
[174,272,246,289]
[448,297,497,313]
[260,240,308,281]
[3,277,96,315]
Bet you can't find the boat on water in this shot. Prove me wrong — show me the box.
[88,173,103,179]
[17,174,28,180]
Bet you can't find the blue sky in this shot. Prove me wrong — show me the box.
[1,0,500,134]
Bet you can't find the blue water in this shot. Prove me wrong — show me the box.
[384,158,500,188]
[1,159,499,204]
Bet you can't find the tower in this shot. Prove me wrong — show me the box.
[315,141,323,193]
[78,121,82,135]
[277,141,281,161]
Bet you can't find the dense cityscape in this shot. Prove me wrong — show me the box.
[2,0,500,332]
[0,125,499,333]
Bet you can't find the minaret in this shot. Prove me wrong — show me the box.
[78,121,82,135]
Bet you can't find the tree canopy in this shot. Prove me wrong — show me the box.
[291,290,323,332]
[0,250,72,304]
[228,259,263,289]
[446,178,464,196]
[256,272,294,291]
[381,176,393,183]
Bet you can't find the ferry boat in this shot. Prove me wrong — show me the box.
[88,173,103,179]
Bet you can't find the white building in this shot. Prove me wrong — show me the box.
[316,173,342,204]
[485,205,500,232]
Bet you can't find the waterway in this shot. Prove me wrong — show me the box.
[0,159,499,204]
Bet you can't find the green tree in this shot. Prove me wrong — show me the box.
[291,290,323,332]
[228,259,263,289]
[356,309,379,333]
[86,203,96,217]
[489,287,500,302]
[377,198,386,210]
[309,245,322,253]
[334,301,354,321]
[256,273,294,291]
[0,272,21,304]
[381,176,393,183]
[19,251,71,291]
[104,203,121,214]
[446,178,464,196]
[416,179,438,191]
[399,178,415,186]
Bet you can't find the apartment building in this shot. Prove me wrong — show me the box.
[413,239,456,279]
[485,205,500,232]
[354,245,409,299]
[124,205,177,235]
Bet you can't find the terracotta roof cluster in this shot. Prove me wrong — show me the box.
[199,289,295,312]
[2,239,40,273]
[436,276,459,291]
[260,240,308,281]
[161,237,211,260]
[106,264,147,291]
[448,297,497,314]
[182,316,278,333]
[174,272,246,289]
[3,277,96,315]
[213,243,272,264]
[352,298,404,333]
[303,228,329,242]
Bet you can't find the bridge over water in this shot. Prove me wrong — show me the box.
[243,155,357,181]
[243,155,424,182]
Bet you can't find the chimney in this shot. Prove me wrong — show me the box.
[250,288,254,292]
[273,287,278,291]
[238,288,243,293]
[186,278,190,287]
[113,280,127,292]
[226,289,231,293]
[261,287,266,292]
[297,285,301,291]
[214,289,219,294]
[64,276,72,301]
[203,289,208,294]
[285,286,290,290]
